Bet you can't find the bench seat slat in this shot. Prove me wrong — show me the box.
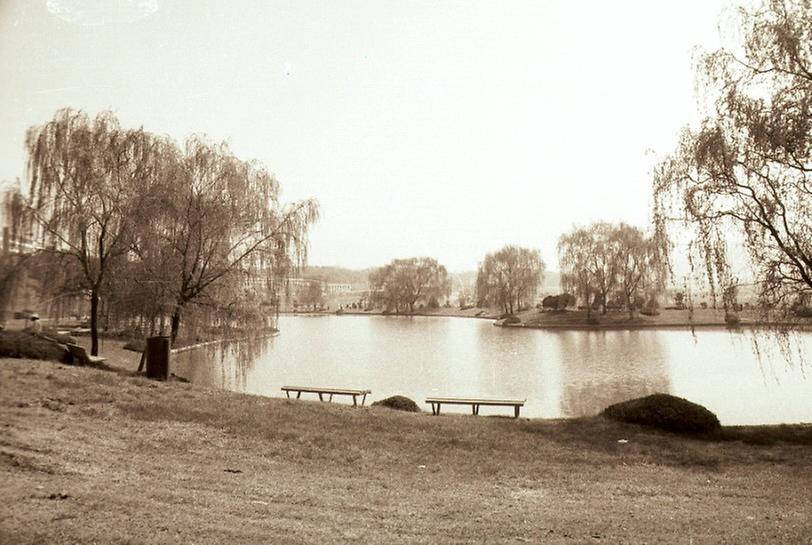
[281,386,371,395]
[425,397,525,406]
[66,343,106,365]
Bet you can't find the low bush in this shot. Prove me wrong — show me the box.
[724,312,741,326]
[502,315,521,325]
[602,393,721,434]
[793,306,812,318]
[0,331,70,363]
[371,395,420,412]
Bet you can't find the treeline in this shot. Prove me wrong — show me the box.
[6,109,318,354]
[366,223,664,318]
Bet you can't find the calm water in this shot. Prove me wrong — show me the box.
[172,315,812,425]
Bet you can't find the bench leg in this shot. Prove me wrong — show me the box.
[514,406,520,418]
[285,391,290,399]
[352,395,358,407]
[361,393,367,406]
[472,404,479,416]
[296,391,301,399]
[318,393,324,401]
[329,393,334,402]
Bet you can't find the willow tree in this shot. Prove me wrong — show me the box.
[134,136,319,343]
[0,184,30,318]
[369,257,449,314]
[476,245,544,315]
[558,228,598,319]
[558,224,619,315]
[25,109,163,355]
[653,0,811,320]
[559,223,663,319]
[612,224,664,318]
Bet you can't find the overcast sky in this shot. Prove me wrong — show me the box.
[0,0,737,271]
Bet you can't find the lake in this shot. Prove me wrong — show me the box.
[172,314,812,425]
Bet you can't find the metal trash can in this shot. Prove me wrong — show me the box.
[145,336,171,380]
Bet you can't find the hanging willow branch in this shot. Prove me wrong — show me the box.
[652,0,812,328]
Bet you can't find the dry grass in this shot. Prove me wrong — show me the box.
[1,357,811,544]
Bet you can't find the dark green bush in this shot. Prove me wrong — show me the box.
[602,393,721,434]
[0,331,70,362]
[372,395,420,412]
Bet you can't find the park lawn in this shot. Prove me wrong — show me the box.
[1,357,811,545]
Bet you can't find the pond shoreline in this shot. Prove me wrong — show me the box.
[280,308,812,332]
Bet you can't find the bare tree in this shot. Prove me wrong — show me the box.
[653,0,812,320]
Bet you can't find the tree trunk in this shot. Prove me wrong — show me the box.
[170,305,183,345]
[90,288,100,356]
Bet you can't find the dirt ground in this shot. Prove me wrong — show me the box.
[1,357,811,544]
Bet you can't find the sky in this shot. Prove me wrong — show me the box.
[0,0,737,271]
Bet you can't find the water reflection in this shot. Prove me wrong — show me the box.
[169,315,812,425]
[553,330,670,417]
[172,334,272,392]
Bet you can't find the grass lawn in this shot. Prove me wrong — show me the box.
[1,357,810,544]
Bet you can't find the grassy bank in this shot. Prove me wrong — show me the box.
[1,358,810,544]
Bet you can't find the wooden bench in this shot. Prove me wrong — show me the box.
[425,397,526,418]
[66,343,106,366]
[281,386,371,406]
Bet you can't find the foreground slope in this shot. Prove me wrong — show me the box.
[1,358,810,544]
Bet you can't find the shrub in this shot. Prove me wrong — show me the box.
[602,393,721,434]
[793,306,812,318]
[0,331,70,363]
[724,312,740,326]
[372,395,420,412]
[502,315,521,325]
